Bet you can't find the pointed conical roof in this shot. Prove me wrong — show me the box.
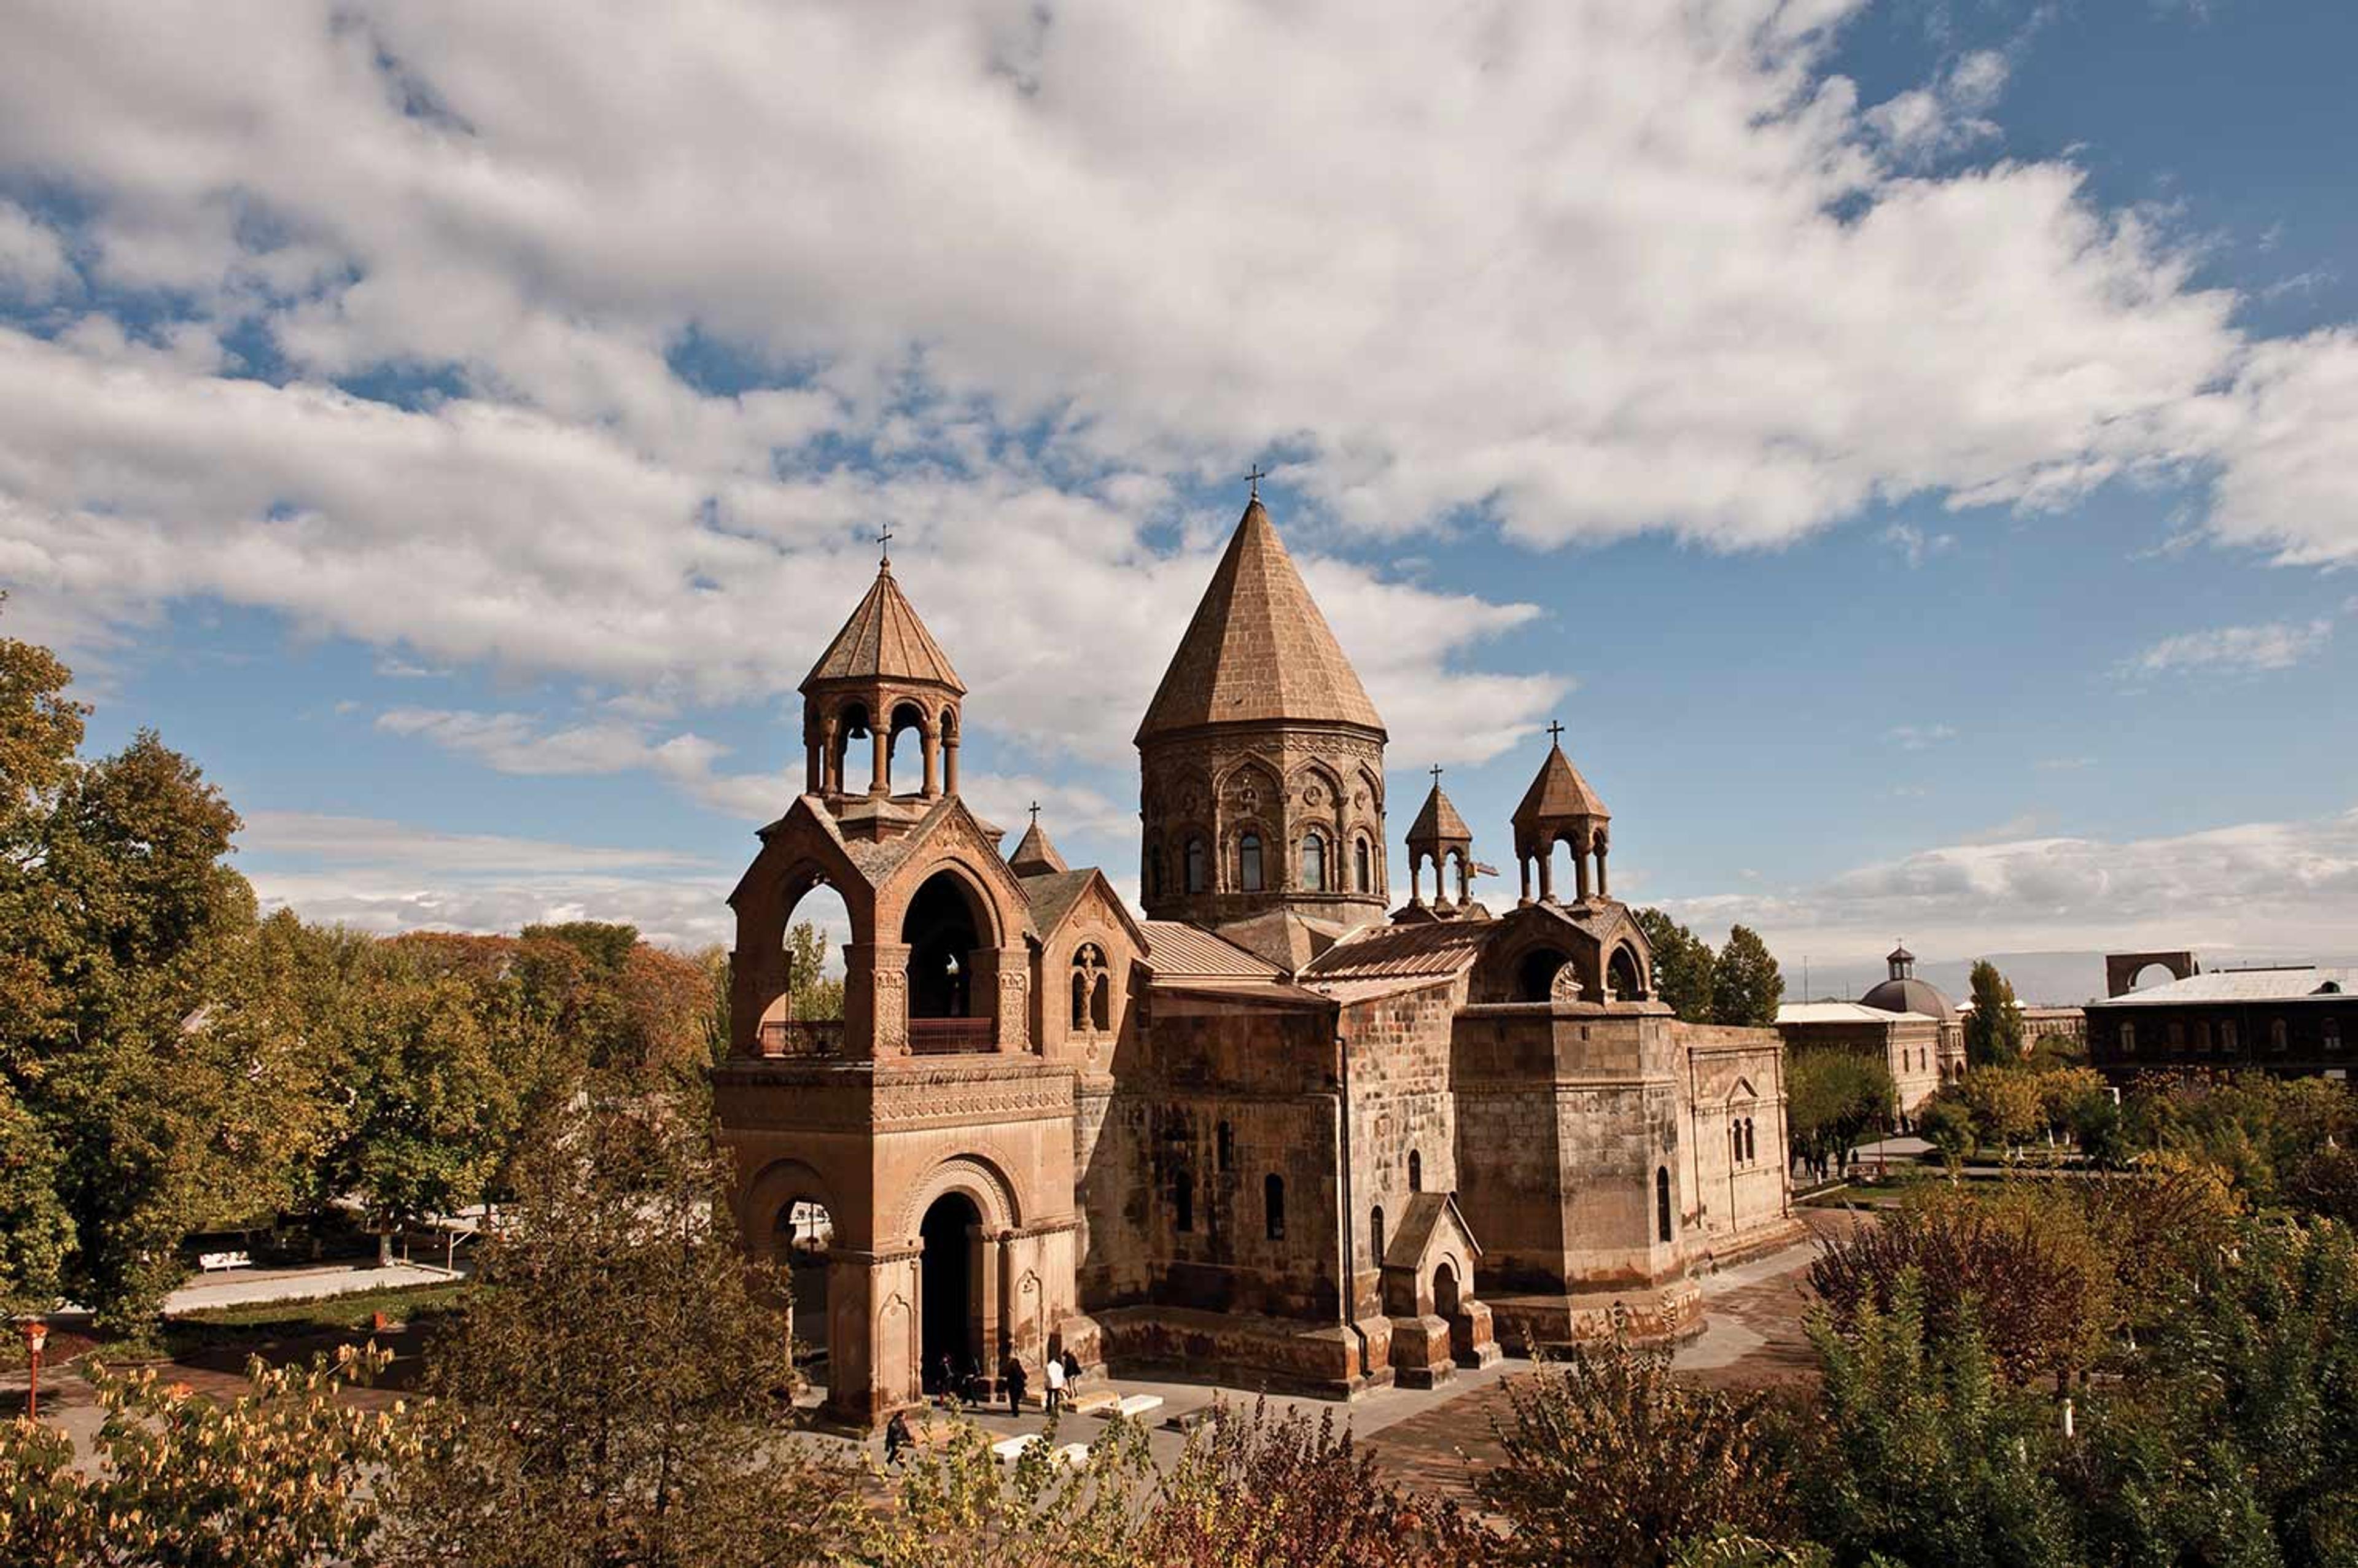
[1512,743,1610,830]
[1406,782,1472,847]
[1135,500,1383,742]
[801,562,965,695]
[1008,818,1068,878]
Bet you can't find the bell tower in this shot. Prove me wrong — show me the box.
[1511,726,1613,906]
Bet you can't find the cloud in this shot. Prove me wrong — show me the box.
[1663,804,2358,965]
[0,201,72,298]
[1889,724,1958,750]
[2122,618,2332,676]
[1881,522,1957,567]
[376,706,797,821]
[235,810,732,947]
[2035,756,2095,771]
[1864,49,2010,163]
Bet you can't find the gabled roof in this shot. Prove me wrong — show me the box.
[1019,866,1148,953]
[1512,742,1609,829]
[801,563,965,694]
[1406,782,1472,846]
[1140,920,1284,982]
[1382,1192,1482,1271]
[1007,820,1068,877]
[1779,1001,1941,1027]
[1135,499,1384,742]
[1302,919,1491,985]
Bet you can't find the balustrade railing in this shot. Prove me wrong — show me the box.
[757,1019,845,1059]
[907,1017,994,1055]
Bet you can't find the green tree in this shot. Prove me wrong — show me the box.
[0,1085,71,1313]
[1710,925,1784,1028]
[787,919,845,1021]
[1797,1278,2079,1567]
[384,1081,862,1567]
[1474,1341,1799,1566]
[1963,960,2025,1067]
[1783,1049,1896,1180]
[1634,909,1716,1023]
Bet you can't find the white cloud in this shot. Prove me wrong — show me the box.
[375,706,798,821]
[0,201,72,298]
[2123,618,2332,676]
[1881,522,1957,567]
[1889,723,1958,750]
[1665,804,2358,967]
[1864,49,2010,163]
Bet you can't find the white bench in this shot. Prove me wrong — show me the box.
[990,1434,1043,1464]
[198,1251,254,1273]
[1102,1394,1163,1419]
[1066,1389,1119,1417]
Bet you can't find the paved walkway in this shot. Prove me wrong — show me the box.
[160,1260,462,1314]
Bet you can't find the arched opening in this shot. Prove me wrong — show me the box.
[885,701,928,796]
[1516,946,1573,1003]
[1300,831,1326,892]
[1435,1260,1469,1360]
[1655,1166,1673,1244]
[1173,1167,1194,1234]
[1355,836,1372,894]
[1607,945,1644,1001]
[902,870,987,1022]
[2127,962,2181,993]
[776,1200,833,1364]
[919,1192,981,1395]
[1091,972,1111,1032]
[1146,841,1165,901]
[1370,1205,1386,1268]
[1239,831,1265,893]
[754,878,850,1056]
[938,707,960,794]
[1185,836,1209,895]
[835,701,875,794]
[1407,1149,1422,1193]
[1070,943,1103,1033]
[1216,1120,1234,1171]
[1264,1173,1285,1240]
[1744,1118,1756,1163]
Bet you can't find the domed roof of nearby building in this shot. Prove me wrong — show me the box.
[802,561,966,695]
[1135,499,1384,742]
[1861,975,1956,1022]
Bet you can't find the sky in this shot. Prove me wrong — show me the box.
[2,0,2354,1002]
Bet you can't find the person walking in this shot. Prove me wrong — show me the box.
[1043,1348,1066,1416]
[1061,1347,1081,1393]
[884,1409,912,1468]
[1002,1353,1027,1418]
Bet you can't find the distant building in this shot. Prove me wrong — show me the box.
[1776,944,1967,1121]
[2086,966,2356,1082]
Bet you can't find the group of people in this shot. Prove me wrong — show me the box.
[885,1346,1088,1466]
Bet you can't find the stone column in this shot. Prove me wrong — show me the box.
[1519,855,1533,905]
[871,725,890,798]
[844,942,911,1059]
[944,735,960,796]
[822,718,841,794]
[1572,831,1592,902]
[920,723,941,798]
[971,946,1030,1052]
[1594,836,1610,899]
[805,727,821,794]
[825,1247,922,1426]
[1537,848,1555,902]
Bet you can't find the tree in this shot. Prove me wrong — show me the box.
[1634,909,1716,1023]
[1710,926,1784,1028]
[1797,1278,2079,1567]
[1957,1068,2043,1158]
[0,1345,418,1567]
[384,1081,863,1567]
[1963,960,2025,1068]
[786,919,844,1021]
[1474,1340,1799,1566]
[1807,1182,2117,1384]
[1783,1050,1896,1180]
[0,1085,71,1313]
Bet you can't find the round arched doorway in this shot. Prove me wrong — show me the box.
[919,1191,982,1395]
[774,1199,833,1367]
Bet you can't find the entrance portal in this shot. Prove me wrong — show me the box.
[919,1192,981,1395]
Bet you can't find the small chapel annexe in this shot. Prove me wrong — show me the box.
[712,496,1802,1425]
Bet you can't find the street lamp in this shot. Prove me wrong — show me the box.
[21,1319,47,1421]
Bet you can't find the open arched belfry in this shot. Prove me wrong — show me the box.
[715,499,1801,1426]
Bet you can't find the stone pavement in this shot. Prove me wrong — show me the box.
[161,1260,462,1313]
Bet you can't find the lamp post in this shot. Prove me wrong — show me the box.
[22,1319,47,1421]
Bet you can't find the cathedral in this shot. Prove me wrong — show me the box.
[713,495,1802,1426]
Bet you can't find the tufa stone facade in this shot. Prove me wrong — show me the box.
[714,498,1802,1426]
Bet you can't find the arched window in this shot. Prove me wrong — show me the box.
[1355,837,1372,893]
[1730,1122,1743,1165]
[1743,1118,1756,1163]
[1300,831,1326,892]
[1174,1168,1194,1234]
[2119,1022,2135,1055]
[1239,832,1264,892]
[2329,1019,2344,1053]
[1265,1174,1285,1241]
[1217,1121,1234,1171]
[1091,973,1111,1032]
[2271,1018,2289,1053]
[1147,844,1165,900]
[1407,1150,1422,1193]
[1655,1167,1673,1243]
[1370,1205,1385,1268]
[1185,837,1208,894]
[1070,944,1105,1033]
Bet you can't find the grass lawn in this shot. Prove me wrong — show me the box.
[163,1281,474,1352]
